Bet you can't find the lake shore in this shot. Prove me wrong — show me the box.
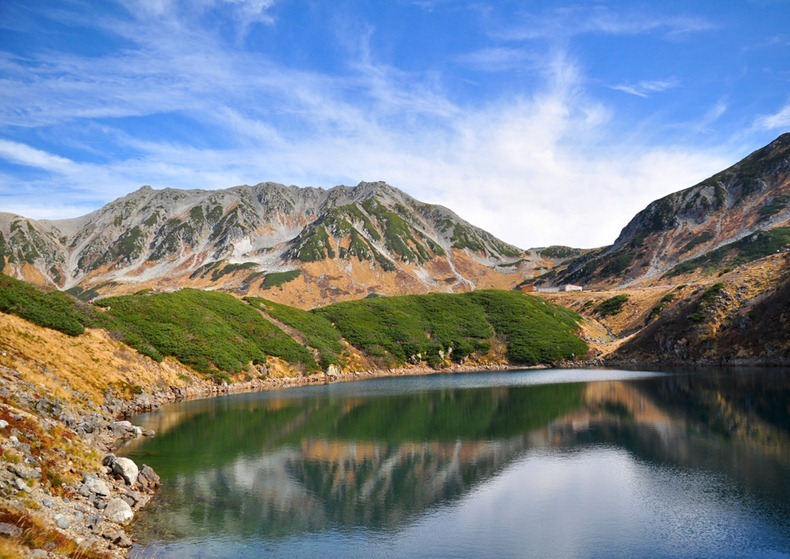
[3,355,778,558]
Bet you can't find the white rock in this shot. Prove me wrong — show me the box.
[0,420,8,429]
[112,457,139,486]
[103,499,134,524]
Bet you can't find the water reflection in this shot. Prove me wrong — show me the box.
[126,369,790,558]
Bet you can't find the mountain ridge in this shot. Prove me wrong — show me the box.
[537,133,790,288]
[0,181,550,306]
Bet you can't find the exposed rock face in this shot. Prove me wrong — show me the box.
[542,133,790,288]
[0,181,553,305]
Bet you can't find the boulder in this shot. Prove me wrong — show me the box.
[112,457,139,486]
[136,464,161,492]
[103,499,134,524]
[79,473,110,497]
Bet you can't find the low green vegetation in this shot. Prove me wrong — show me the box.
[315,290,587,367]
[682,231,714,253]
[666,227,790,277]
[759,195,790,221]
[315,292,493,367]
[540,246,580,259]
[247,297,342,368]
[687,283,725,323]
[467,291,588,363]
[450,224,486,252]
[0,273,89,336]
[211,262,258,281]
[1,274,588,380]
[289,224,335,262]
[648,292,676,321]
[595,294,629,317]
[261,270,301,289]
[93,289,318,377]
[601,251,634,275]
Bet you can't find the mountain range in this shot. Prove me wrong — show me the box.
[0,181,562,307]
[3,135,789,307]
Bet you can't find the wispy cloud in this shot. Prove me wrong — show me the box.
[0,140,78,174]
[0,1,736,248]
[495,6,716,42]
[610,78,680,98]
[455,47,536,72]
[754,102,790,130]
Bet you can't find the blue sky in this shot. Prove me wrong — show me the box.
[0,0,788,248]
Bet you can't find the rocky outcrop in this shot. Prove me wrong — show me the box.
[540,133,790,288]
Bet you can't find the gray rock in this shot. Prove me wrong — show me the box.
[86,513,103,531]
[13,477,31,492]
[112,457,139,486]
[102,453,117,468]
[42,496,54,508]
[30,550,48,559]
[0,522,22,537]
[122,490,143,505]
[103,498,134,524]
[136,464,161,492]
[54,514,71,529]
[109,420,141,438]
[8,463,42,480]
[80,474,110,497]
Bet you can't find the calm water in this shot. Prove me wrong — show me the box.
[124,368,790,559]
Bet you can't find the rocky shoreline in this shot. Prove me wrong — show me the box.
[6,356,778,558]
[0,361,537,558]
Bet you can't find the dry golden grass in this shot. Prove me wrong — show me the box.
[0,312,199,409]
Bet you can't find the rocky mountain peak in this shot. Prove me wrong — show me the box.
[0,181,535,306]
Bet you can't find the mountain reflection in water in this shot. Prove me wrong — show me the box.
[125,369,790,558]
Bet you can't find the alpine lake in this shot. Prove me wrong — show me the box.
[123,368,790,559]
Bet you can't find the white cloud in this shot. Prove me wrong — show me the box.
[0,140,78,174]
[754,102,790,130]
[495,6,716,42]
[0,1,735,249]
[610,78,680,98]
[456,48,536,72]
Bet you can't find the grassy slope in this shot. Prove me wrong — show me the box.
[93,289,319,378]
[315,290,588,367]
[0,274,588,379]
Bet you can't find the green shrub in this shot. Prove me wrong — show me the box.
[595,294,629,317]
[261,270,301,289]
[0,274,88,336]
[315,290,587,367]
[666,227,790,277]
[247,297,342,368]
[94,289,318,376]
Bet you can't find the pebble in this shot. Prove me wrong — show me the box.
[54,514,71,529]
